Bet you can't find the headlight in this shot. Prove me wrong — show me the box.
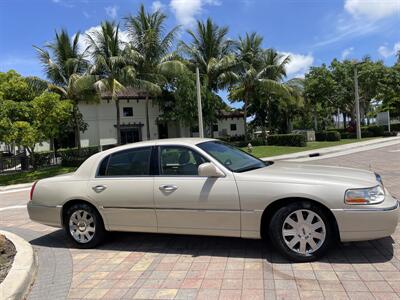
[345,185,385,205]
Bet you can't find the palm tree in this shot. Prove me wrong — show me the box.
[229,34,292,141]
[180,18,237,135]
[86,21,136,145]
[124,4,186,140]
[34,29,95,149]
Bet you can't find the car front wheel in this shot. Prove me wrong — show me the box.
[269,202,332,262]
[64,203,105,248]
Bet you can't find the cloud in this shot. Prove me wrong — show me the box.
[105,5,119,19]
[280,52,314,77]
[152,1,165,12]
[345,0,400,20]
[341,47,354,59]
[169,0,221,27]
[378,42,400,58]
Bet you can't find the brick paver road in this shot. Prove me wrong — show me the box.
[0,143,399,300]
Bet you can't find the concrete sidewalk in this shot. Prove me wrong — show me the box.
[261,136,400,162]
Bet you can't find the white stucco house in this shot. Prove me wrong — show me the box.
[79,90,245,147]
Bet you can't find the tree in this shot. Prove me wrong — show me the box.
[230,34,292,139]
[87,21,136,145]
[125,4,187,140]
[0,92,72,167]
[34,29,95,149]
[180,18,236,135]
[304,64,336,130]
[377,63,400,118]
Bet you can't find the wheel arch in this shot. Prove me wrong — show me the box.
[61,199,107,230]
[260,197,340,241]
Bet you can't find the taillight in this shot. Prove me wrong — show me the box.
[30,181,38,201]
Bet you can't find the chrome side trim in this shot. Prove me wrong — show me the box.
[102,206,256,212]
[331,201,399,212]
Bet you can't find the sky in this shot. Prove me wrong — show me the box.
[1,0,400,106]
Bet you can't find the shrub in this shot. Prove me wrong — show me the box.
[366,125,385,137]
[58,146,100,167]
[267,134,306,147]
[341,132,356,139]
[316,131,340,141]
[325,131,341,141]
[32,151,54,168]
[383,131,397,137]
[315,131,327,141]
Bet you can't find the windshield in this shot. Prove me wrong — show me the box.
[197,141,269,173]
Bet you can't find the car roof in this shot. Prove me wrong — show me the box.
[101,138,217,155]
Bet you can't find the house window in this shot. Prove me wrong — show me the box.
[230,124,237,131]
[213,124,218,132]
[123,107,133,117]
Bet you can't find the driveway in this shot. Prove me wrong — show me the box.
[0,143,399,300]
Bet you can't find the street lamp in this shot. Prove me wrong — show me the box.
[353,60,362,139]
[196,67,204,138]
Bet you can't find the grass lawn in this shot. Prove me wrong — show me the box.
[242,138,378,158]
[0,166,77,186]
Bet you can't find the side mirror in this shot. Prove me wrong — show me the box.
[198,162,225,177]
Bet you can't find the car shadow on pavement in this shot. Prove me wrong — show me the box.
[29,229,395,265]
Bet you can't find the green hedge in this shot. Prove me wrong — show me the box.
[58,146,100,167]
[32,151,54,168]
[316,131,341,141]
[267,134,306,147]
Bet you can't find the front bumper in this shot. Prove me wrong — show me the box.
[331,197,399,242]
[27,202,63,228]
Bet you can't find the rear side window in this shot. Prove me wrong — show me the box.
[98,147,152,176]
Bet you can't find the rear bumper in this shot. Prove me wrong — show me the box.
[331,199,399,242]
[27,202,62,228]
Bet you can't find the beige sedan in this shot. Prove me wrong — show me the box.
[28,138,399,261]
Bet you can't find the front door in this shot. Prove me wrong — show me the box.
[88,146,157,232]
[121,127,141,144]
[158,123,168,139]
[154,145,241,237]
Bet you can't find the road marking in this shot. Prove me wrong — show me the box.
[388,149,400,153]
[0,205,26,211]
[0,187,31,194]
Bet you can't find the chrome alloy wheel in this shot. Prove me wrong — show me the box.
[282,209,326,256]
[69,210,96,243]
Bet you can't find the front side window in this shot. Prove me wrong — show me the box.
[160,146,207,176]
[99,147,152,176]
[197,141,269,173]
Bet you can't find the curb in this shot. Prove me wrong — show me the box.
[261,136,400,162]
[0,183,33,192]
[0,230,37,300]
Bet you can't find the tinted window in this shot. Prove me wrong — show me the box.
[197,141,268,173]
[98,156,110,176]
[160,146,207,176]
[102,147,152,176]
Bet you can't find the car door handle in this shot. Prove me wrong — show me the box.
[92,185,107,193]
[159,185,178,192]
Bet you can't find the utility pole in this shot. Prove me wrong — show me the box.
[196,67,204,138]
[353,62,362,139]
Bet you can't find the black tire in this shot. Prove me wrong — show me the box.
[64,203,105,249]
[268,201,333,262]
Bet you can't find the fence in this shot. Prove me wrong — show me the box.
[0,152,59,174]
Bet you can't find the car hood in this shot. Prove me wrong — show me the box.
[235,161,378,188]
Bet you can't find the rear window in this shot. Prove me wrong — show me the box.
[98,147,152,176]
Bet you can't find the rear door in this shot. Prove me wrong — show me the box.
[88,146,157,232]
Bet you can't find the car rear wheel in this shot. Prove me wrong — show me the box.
[64,203,105,248]
[269,202,332,262]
